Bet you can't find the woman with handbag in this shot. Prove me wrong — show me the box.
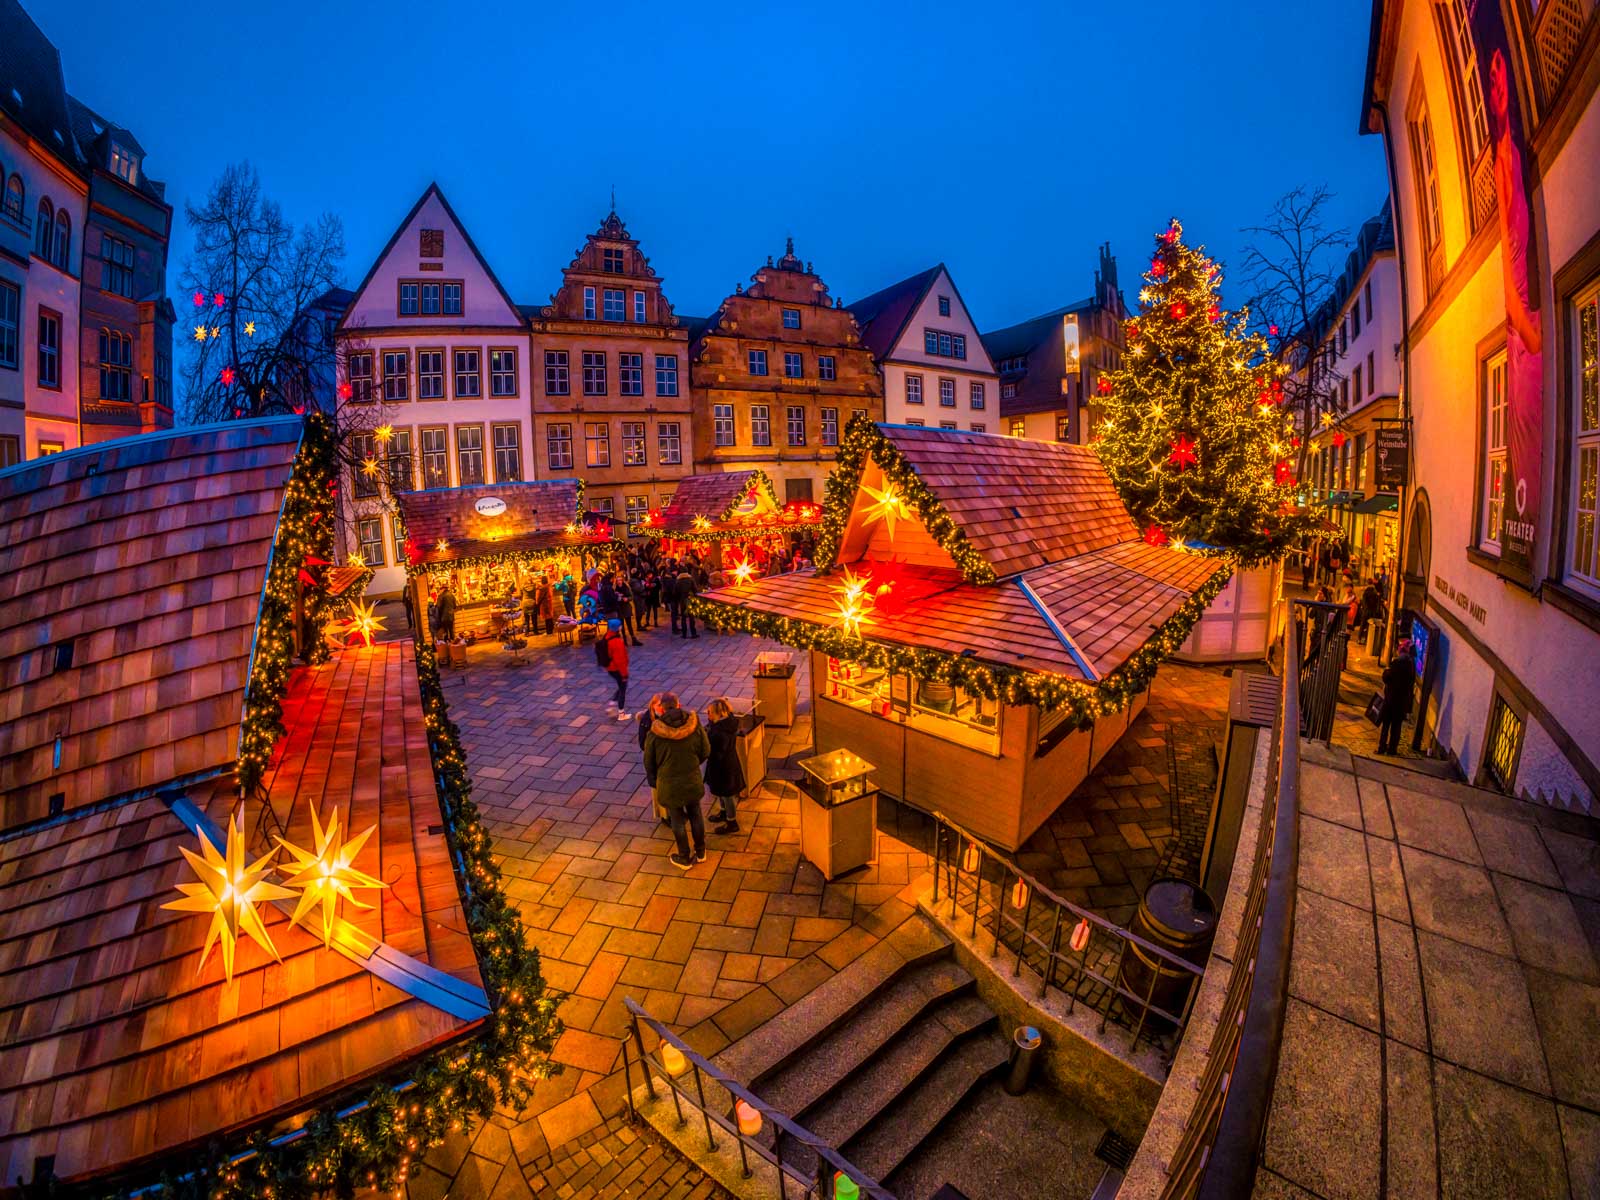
[1377,640,1417,755]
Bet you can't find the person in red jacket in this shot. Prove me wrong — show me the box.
[602,618,631,720]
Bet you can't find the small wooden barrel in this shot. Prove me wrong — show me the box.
[1117,877,1218,1029]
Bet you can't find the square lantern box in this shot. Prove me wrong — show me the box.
[735,710,767,793]
[797,749,878,880]
[754,651,798,728]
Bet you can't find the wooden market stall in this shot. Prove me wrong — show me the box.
[631,468,822,573]
[0,419,497,1194]
[694,421,1232,851]
[395,479,620,641]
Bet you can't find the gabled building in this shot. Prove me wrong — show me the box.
[337,184,532,595]
[982,244,1128,444]
[1362,0,1600,806]
[852,264,999,433]
[0,0,173,463]
[529,210,695,532]
[690,239,882,501]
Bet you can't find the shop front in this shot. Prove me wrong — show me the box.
[694,419,1231,852]
[395,480,620,642]
[632,468,822,573]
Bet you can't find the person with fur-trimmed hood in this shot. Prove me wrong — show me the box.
[644,692,710,869]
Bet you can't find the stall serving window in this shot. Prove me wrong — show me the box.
[822,657,999,754]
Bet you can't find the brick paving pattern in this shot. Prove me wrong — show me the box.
[400,623,1231,1197]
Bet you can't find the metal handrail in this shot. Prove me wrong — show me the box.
[622,997,895,1200]
[927,809,1203,1054]
[1158,598,1305,1199]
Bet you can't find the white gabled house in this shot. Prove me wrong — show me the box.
[336,183,534,596]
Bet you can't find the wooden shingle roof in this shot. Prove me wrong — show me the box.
[395,480,611,567]
[659,471,768,525]
[0,642,484,1189]
[0,418,304,830]
[879,424,1139,578]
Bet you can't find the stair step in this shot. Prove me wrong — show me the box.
[801,993,995,1152]
[841,1029,1010,1186]
[755,957,978,1119]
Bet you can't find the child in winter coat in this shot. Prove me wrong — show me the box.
[599,618,630,718]
[703,697,746,834]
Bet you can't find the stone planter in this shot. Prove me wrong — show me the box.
[1173,560,1282,663]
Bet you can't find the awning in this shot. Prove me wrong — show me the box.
[1352,492,1400,515]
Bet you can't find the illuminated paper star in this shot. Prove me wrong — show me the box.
[692,514,713,531]
[274,803,387,950]
[435,538,449,553]
[214,292,227,307]
[244,321,256,337]
[730,558,755,586]
[832,565,875,637]
[860,483,910,541]
[346,550,366,568]
[1320,411,1335,428]
[361,456,381,478]
[1167,435,1198,470]
[162,810,295,982]
[374,423,394,443]
[210,325,221,339]
[345,597,385,646]
[194,324,209,342]
[220,367,235,386]
[192,290,205,307]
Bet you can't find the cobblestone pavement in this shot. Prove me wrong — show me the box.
[1256,740,1600,1199]
[409,624,1230,1197]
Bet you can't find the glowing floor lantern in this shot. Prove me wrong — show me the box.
[1010,878,1030,909]
[660,1042,690,1078]
[1070,917,1092,953]
[735,1100,762,1138]
[834,1173,860,1200]
[961,842,980,873]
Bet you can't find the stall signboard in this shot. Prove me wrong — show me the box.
[474,496,508,518]
[1374,423,1409,491]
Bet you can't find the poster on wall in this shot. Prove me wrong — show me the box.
[1374,421,1410,491]
[1470,0,1543,586]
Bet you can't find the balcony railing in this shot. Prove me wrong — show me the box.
[1157,601,1305,1200]
[1536,0,1595,105]
[928,811,1205,1055]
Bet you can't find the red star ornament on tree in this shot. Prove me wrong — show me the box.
[1167,434,1198,470]
[213,292,226,307]
[1097,377,1113,396]
[192,290,205,307]
[219,366,235,386]
[1331,430,1347,448]
[1169,301,1187,320]
[1150,259,1166,277]
[1274,459,1294,484]
[1143,524,1169,546]
[337,381,352,401]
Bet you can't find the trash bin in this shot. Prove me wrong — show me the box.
[1366,620,1384,657]
[753,651,798,728]
[1117,877,1217,1030]
[1004,1025,1042,1095]
[734,710,767,792]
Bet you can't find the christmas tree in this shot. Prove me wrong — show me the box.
[1094,219,1316,565]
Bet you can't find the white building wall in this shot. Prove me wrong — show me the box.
[880,268,999,431]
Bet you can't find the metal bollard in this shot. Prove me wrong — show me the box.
[1004,1025,1042,1096]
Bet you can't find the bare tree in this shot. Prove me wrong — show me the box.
[178,162,346,425]
[1240,186,1351,478]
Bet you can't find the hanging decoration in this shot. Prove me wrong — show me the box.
[1167,435,1198,470]
[244,321,256,337]
[162,809,296,983]
[859,481,911,542]
[345,597,386,646]
[273,802,388,949]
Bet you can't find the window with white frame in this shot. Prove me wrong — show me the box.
[622,420,646,466]
[347,351,373,402]
[940,421,957,430]
[384,351,409,402]
[493,423,522,481]
[603,289,626,321]
[0,281,18,369]
[545,350,570,395]
[110,141,138,185]
[98,328,132,400]
[970,381,986,409]
[590,496,615,519]
[1009,417,1025,438]
[751,404,771,446]
[819,355,836,381]
[456,425,485,486]
[358,517,385,567]
[782,308,801,330]
[658,421,682,464]
[971,422,986,433]
[442,283,461,315]
[585,421,610,467]
[399,282,419,316]
[38,310,60,388]
[387,429,414,492]
[619,352,643,396]
[1437,0,1488,162]
[583,287,596,320]
[490,349,517,397]
[905,374,923,405]
[547,422,573,470]
[352,432,380,498]
[1482,350,1507,552]
[820,407,838,446]
[784,352,803,378]
[938,378,955,407]
[418,350,443,399]
[1570,289,1600,591]
[453,349,480,398]
[420,282,441,315]
[634,291,646,323]
[655,354,678,396]
[787,406,806,446]
[625,494,649,528]
[421,427,449,487]
[714,404,735,446]
[582,351,606,395]
[392,516,408,566]
[748,349,768,376]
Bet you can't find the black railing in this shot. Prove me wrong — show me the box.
[1158,597,1302,1199]
[928,811,1204,1056]
[622,997,894,1200]
[1295,600,1347,741]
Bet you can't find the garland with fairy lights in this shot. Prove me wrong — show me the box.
[236,413,340,798]
[632,516,821,543]
[139,644,563,1200]
[815,415,998,584]
[690,562,1232,724]
[405,541,620,579]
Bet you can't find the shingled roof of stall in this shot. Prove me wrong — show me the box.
[0,419,487,1190]
[697,424,1230,683]
[395,479,617,567]
[639,468,818,537]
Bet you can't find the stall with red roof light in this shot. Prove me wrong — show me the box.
[631,468,823,574]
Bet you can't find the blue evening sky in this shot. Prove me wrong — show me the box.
[38,0,1386,331]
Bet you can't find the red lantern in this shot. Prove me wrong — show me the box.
[1070,918,1091,953]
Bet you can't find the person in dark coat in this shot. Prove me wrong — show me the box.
[703,698,746,834]
[643,693,710,868]
[614,571,641,646]
[1357,579,1383,637]
[402,587,415,630]
[435,588,457,643]
[1378,640,1417,755]
[674,568,699,639]
[599,575,619,619]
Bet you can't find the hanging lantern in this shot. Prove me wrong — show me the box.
[1070,917,1091,953]
[660,1043,690,1078]
[1010,878,1030,909]
[961,842,980,873]
[735,1100,762,1138]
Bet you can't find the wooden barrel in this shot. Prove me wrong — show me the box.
[1117,877,1218,1029]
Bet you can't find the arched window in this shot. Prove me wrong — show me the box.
[53,210,70,271]
[2,174,22,222]
[35,199,53,257]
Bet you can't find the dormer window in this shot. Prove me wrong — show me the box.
[109,141,137,186]
[938,295,951,317]
[602,248,625,273]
